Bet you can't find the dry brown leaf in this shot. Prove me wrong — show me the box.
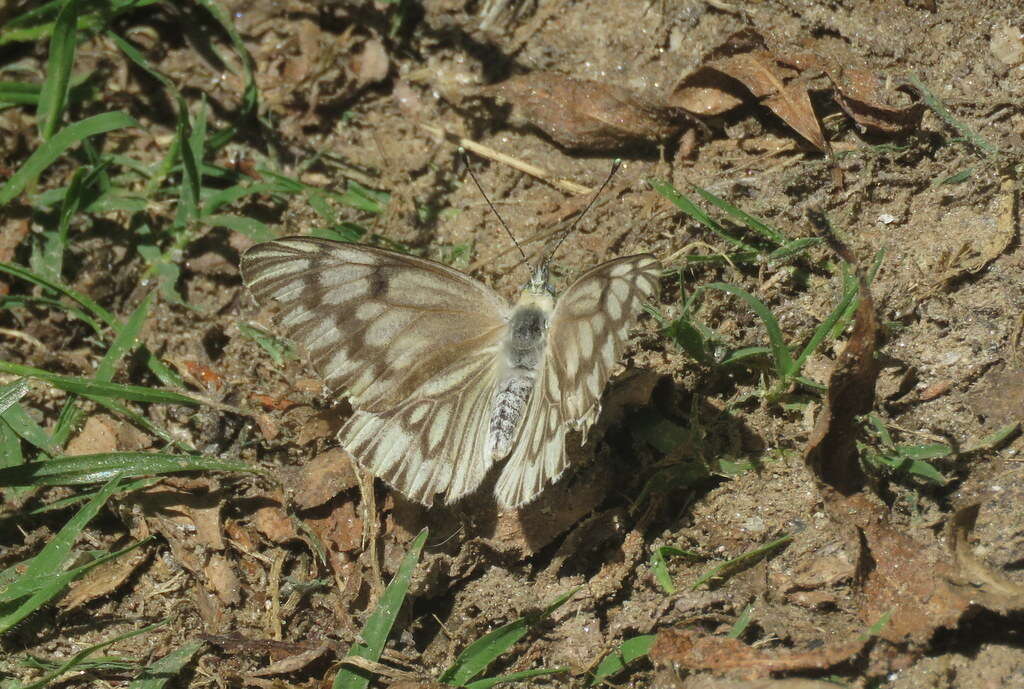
[480,72,685,151]
[671,48,827,153]
[918,380,953,401]
[351,39,389,86]
[804,276,879,494]
[855,505,969,646]
[825,66,925,134]
[247,642,331,676]
[251,497,299,543]
[968,367,1024,428]
[129,481,226,568]
[669,28,767,115]
[289,447,359,510]
[65,414,151,455]
[649,628,866,678]
[250,393,299,411]
[191,587,225,629]
[0,217,30,263]
[65,414,119,455]
[205,553,242,606]
[671,29,924,149]
[304,498,363,553]
[294,407,346,445]
[59,547,149,610]
[947,504,1024,612]
[794,247,1022,669]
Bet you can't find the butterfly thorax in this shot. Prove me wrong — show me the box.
[487,288,555,460]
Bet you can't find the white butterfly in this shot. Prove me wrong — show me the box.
[240,237,661,509]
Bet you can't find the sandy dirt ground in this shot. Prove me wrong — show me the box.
[1,0,1022,687]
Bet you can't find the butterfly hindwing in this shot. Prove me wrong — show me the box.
[493,254,662,508]
[341,347,501,505]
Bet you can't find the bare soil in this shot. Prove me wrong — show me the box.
[1,1,1022,687]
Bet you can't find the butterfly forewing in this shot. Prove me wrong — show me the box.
[241,238,510,411]
[241,238,511,505]
[493,254,662,508]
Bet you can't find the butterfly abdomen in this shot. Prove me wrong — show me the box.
[488,302,551,459]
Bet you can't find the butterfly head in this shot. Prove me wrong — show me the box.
[524,261,555,298]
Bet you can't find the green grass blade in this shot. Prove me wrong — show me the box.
[439,588,579,686]
[0,378,29,415]
[647,178,755,252]
[334,527,428,689]
[0,417,26,473]
[0,110,138,206]
[0,0,162,46]
[11,620,166,689]
[718,345,772,367]
[701,283,795,380]
[867,413,894,447]
[27,477,159,515]
[105,29,175,90]
[465,666,568,689]
[0,475,121,610]
[238,322,294,365]
[201,181,286,215]
[51,290,158,444]
[128,640,205,688]
[37,0,78,141]
[0,451,255,487]
[908,73,997,157]
[193,0,257,149]
[727,602,755,638]
[203,213,275,241]
[649,546,700,594]
[0,360,195,405]
[30,164,94,282]
[80,392,197,453]
[767,237,823,265]
[0,80,42,105]
[588,635,655,686]
[1,528,145,606]
[0,294,102,332]
[175,102,201,227]
[691,185,786,245]
[963,423,1021,453]
[1,399,58,455]
[94,291,153,382]
[793,272,859,374]
[691,533,793,590]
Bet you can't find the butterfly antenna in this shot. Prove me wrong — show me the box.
[459,148,528,263]
[545,158,623,267]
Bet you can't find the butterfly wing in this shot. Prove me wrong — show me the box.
[241,237,511,505]
[493,254,662,508]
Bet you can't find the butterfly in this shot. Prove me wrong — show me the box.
[240,237,661,509]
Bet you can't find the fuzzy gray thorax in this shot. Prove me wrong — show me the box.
[486,265,557,460]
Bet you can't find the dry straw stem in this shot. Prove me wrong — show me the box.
[419,123,592,195]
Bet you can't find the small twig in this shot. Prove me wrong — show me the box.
[338,655,424,682]
[0,327,47,352]
[420,123,592,195]
[267,548,286,641]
